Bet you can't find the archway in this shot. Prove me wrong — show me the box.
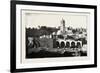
[76,42,81,48]
[71,41,75,48]
[66,42,70,48]
[61,41,65,48]
[56,41,60,48]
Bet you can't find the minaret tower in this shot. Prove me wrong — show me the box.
[61,18,66,34]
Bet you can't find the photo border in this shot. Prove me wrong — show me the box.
[10,0,97,72]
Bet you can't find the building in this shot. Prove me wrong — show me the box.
[52,18,83,49]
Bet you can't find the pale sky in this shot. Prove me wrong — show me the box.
[23,10,89,29]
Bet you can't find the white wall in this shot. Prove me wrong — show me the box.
[0,0,99,73]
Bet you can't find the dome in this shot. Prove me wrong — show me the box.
[57,30,62,35]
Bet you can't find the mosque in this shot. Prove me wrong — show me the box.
[52,18,82,49]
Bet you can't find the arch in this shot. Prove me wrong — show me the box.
[71,41,75,48]
[76,42,81,48]
[66,41,70,48]
[56,41,60,48]
[61,41,65,48]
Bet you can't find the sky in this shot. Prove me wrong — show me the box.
[23,10,89,29]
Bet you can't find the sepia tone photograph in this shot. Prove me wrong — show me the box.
[24,10,88,58]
